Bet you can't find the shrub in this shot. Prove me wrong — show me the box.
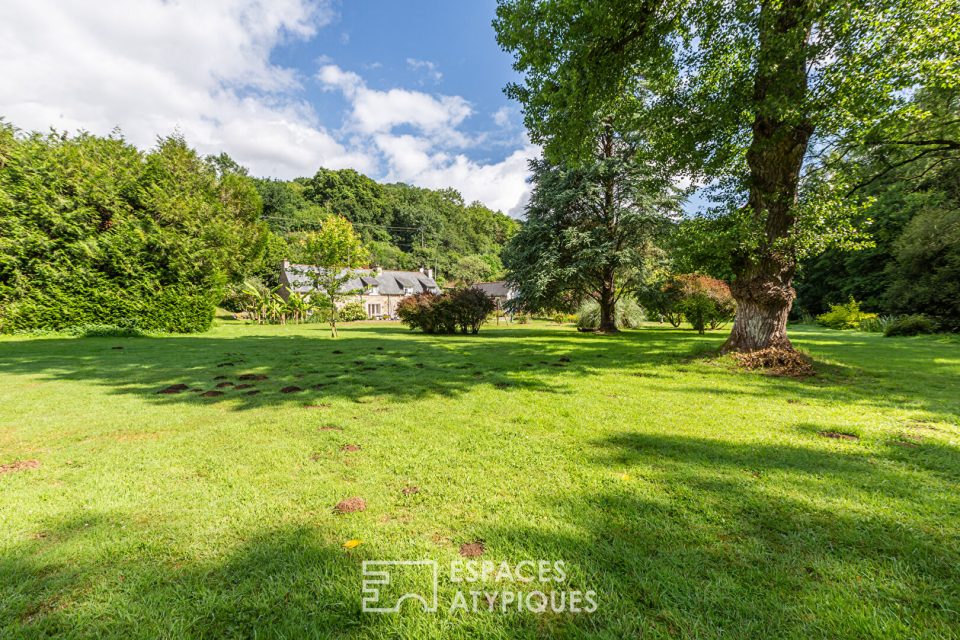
[884,314,938,337]
[0,128,265,334]
[576,297,645,330]
[515,314,530,324]
[857,315,896,333]
[67,324,149,338]
[648,274,735,333]
[397,288,495,334]
[816,297,877,330]
[339,302,367,322]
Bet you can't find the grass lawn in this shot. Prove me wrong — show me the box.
[1,320,958,639]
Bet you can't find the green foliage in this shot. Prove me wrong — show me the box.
[257,169,519,281]
[857,315,897,334]
[641,274,735,333]
[338,302,367,322]
[68,323,149,338]
[816,298,878,330]
[884,314,939,337]
[576,297,645,330]
[795,88,960,329]
[885,205,960,331]
[495,0,958,349]
[0,125,265,333]
[297,215,368,337]
[503,126,676,328]
[397,288,496,335]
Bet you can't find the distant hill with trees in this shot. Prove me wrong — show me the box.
[0,122,519,333]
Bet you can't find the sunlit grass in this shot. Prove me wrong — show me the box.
[1,321,958,638]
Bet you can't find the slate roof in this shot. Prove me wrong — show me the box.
[473,281,515,298]
[282,264,440,296]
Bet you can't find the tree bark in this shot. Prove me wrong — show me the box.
[597,125,619,334]
[722,0,814,353]
[599,275,618,332]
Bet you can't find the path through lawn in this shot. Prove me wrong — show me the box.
[1,322,958,638]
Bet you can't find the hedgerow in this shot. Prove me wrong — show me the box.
[0,125,266,333]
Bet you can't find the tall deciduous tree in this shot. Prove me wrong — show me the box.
[495,0,958,351]
[298,215,367,338]
[504,124,677,331]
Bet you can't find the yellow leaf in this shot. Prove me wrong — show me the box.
[343,539,362,549]
[620,473,631,481]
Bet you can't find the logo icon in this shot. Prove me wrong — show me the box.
[361,560,439,613]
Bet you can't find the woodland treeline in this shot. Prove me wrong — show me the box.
[0,122,517,333]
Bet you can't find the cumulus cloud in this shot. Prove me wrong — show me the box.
[319,64,535,215]
[0,0,371,177]
[0,0,534,214]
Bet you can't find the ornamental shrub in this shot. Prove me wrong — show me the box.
[816,297,878,330]
[648,274,735,333]
[339,302,367,322]
[397,288,495,334]
[576,297,645,330]
[884,314,938,337]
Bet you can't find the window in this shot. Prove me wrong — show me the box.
[367,303,381,317]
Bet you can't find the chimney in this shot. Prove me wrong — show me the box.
[426,267,434,280]
[375,266,383,276]
[282,259,290,270]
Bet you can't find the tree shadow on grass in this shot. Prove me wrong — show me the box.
[0,325,723,411]
[0,324,957,423]
[0,513,383,638]
[469,431,960,638]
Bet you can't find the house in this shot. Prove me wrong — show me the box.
[472,281,518,308]
[278,261,441,319]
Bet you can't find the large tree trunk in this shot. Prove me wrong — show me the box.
[597,126,619,334]
[722,0,814,353]
[598,274,617,332]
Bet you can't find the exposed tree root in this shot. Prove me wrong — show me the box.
[729,346,815,377]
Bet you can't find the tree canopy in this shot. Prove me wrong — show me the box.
[495,0,959,350]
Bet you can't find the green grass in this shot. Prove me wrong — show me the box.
[1,321,958,639]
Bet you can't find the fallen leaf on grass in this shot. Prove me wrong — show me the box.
[343,539,362,549]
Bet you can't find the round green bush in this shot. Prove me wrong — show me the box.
[884,314,938,337]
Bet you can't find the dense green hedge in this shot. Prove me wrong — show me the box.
[0,125,266,333]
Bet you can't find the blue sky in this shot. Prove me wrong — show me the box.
[273,0,524,158]
[0,0,536,215]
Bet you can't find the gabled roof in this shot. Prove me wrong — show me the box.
[473,281,514,298]
[282,264,441,296]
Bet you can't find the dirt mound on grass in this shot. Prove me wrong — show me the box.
[319,425,343,431]
[818,431,859,441]
[280,386,303,394]
[1,459,40,474]
[340,444,361,452]
[201,390,224,398]
[334,497,366,514]
[215,381,234,388]
[459,542,485,557]
[158,384,190,394]
[238,374,267,381]
[402,486,420,496]
[730,347,815,377]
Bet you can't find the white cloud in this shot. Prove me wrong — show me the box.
[0,1,535,214]
[319,64,535,215]
[493,106,512,127]
[406,58,443,83]
[0,0,372,177]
